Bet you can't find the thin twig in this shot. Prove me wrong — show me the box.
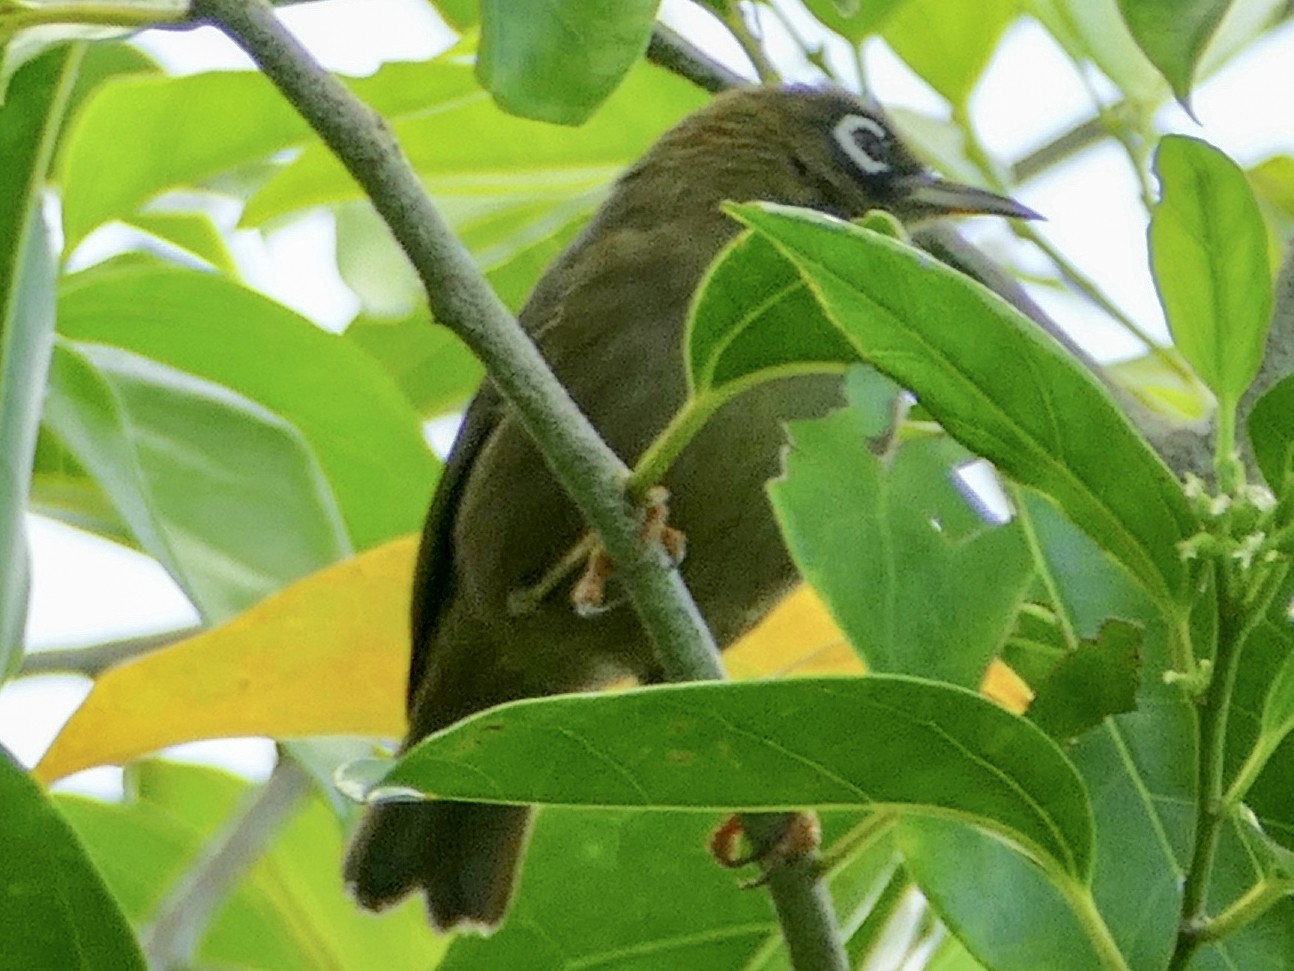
[646,22,746,92]
[17,626,198,678]
[141,757,312,969]
[720,1,780,82]
[1011,116,1108,183]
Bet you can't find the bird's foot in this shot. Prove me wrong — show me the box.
[571,486,686,617]
[709,812,822,888]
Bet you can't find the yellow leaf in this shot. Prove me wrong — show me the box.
[726,585,860,678]
[728,586,1031,713]
[37,538,416,784]
[37,538,1030,783]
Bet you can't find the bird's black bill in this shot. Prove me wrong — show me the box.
[896,174,1042,221]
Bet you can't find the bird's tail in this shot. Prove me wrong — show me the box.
[344,797,532,932]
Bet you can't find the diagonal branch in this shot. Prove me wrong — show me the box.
[647,22,748,92]
[141,756,312,968]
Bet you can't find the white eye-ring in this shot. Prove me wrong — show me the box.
[832,114,889,175]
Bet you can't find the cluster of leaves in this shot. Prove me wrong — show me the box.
[4,1,1294,970]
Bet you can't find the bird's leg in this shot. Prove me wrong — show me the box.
[709,812,823,888]
[507,535,597,616]
[507,486,686,617]
[572,486,686,617]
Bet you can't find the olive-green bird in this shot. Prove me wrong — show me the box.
[344,84,1037,931]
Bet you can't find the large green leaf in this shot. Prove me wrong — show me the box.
[1116,0,1235,102]
[42,340,351,621]
[58,70,307,250]
[1226,579,1294,847]
[0,750,144,971]
[57,262,435,550]
[686,229,854,399]
[802,0,909,42]
[57,58,481,249]
[1150,135,1271,412]
[125,211,237,274]
[1247,372,1294,491]
[344,309,483,419]
[900,817,1114,971]
[242,61,705,225]
[770,369,1033,687]
[28,427,133,545]
[57,760,443,971]
[732,202,1196,612]
[1028,0,1166,105]
[477,0,657,124]
[883,0,1016,106]
[381,677,1094,880]
[1026,620,1142,742]
[1019,492,1193,970]
[440,808,896,970]
[1191,817,1294,969]
[0,47,72,677]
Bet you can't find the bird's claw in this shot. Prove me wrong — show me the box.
[570,486,687,616]
[709,812,822,888]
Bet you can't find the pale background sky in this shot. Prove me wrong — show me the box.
[5,0,1294,798]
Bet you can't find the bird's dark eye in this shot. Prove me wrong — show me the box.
[832,113,890,176]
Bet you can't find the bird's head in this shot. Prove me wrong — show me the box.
[634,85,1038,226]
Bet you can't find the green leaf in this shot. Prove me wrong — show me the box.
[1115,0,1234,103]
[1106,351,1213,422]
[57,760,443,971]
[1234,806,1294,880]
[899,817,1115,971]
[43,340,351,621]
[770,369,1033,687]
[57,262,435,550]
[1021,492,1192,971]
[802,0,909,41]
[1254,636,1294,766]
[0,46,75,678]
[440,808,895,970]
[58,70,308,251]
[125,211,237,274]
[57,58,482,250]
[1250,154,1294,219]
[687,230,855,397]
[1027,620,1142,742]
[344,309,483,419]
[733,202,1196,612]
[1191,816,1294,969]
[1150,135,1271,412]
[883,0,1016,106]
[431,0,479,29]
[333,202,424,318]
[243,61,705,225]
[440,810,772,970]
[477,0,657,124]
[1225,601,1294,816]
[0,749,144,971]
[29,427,133,545]
[1002,605,1069,687]
[1027,0,1167,105]
[384,677,1094,880]
[1247,373,1294,491]
[335,189,598,322]
[1069,714,1190,969]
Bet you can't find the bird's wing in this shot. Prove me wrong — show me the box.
[403,238,587,714]
[406,379,503,713]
